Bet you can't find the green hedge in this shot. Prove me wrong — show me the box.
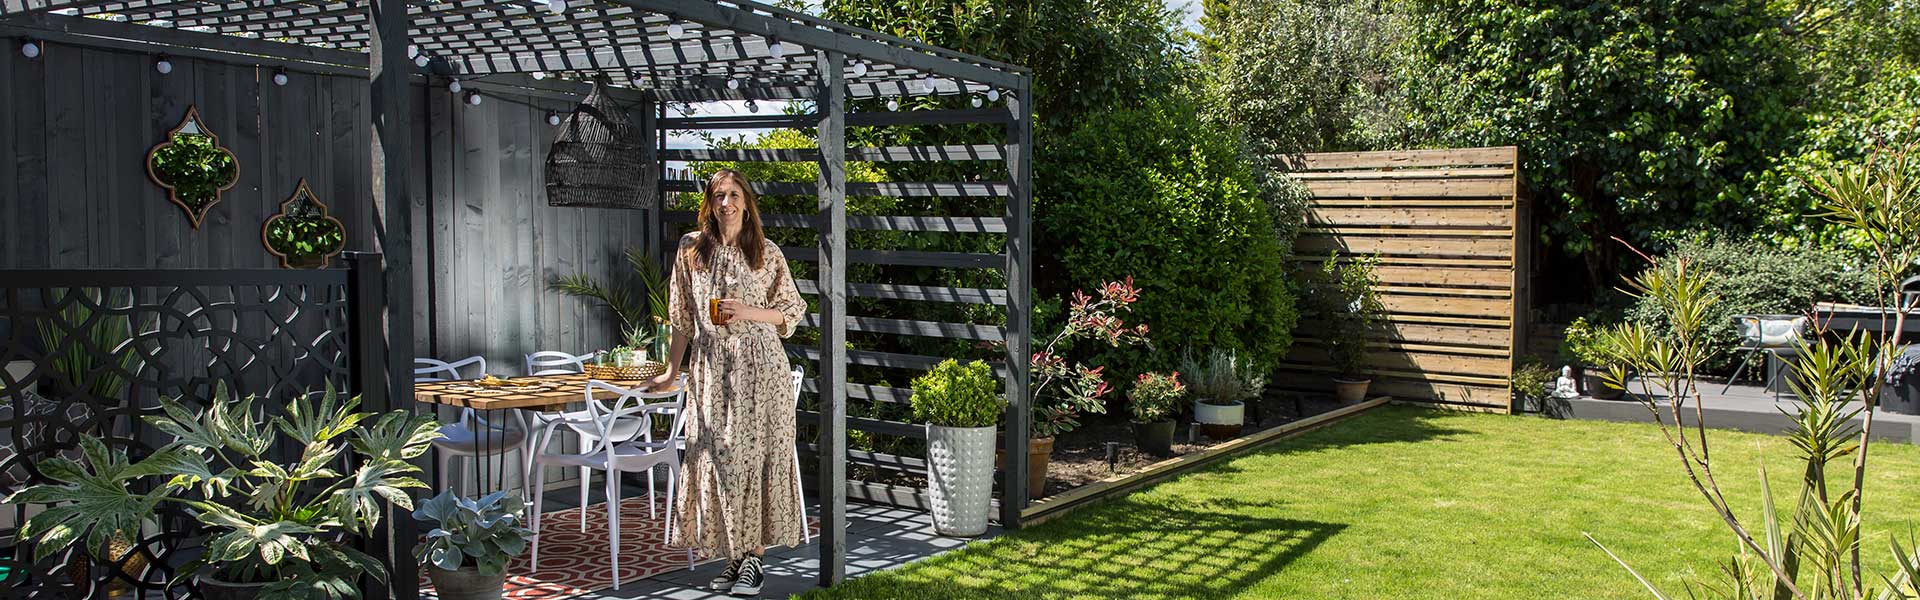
[1625,237,1878,374]
[1037,96,1300,378]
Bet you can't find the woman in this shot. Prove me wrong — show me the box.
[649,169,808,596]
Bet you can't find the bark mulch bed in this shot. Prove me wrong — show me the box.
[1039,391,1346,498]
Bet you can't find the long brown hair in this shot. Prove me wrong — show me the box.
[689,169,767,271]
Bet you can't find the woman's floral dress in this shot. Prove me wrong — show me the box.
[667,231,808,557]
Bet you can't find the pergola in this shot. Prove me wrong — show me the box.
[0,0,1033,594]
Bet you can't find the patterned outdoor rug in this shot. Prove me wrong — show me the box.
[421,495,818,600]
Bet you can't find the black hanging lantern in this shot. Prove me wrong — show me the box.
[546,77,657,209]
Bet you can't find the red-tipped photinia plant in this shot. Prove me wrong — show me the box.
[1030,277,1150,438]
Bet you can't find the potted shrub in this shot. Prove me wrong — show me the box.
[1316,255,1385,404]
[1561,317,1623,399]
[911,359,1005,537]
[1180,349,1266,439]
[1128,372,1184,457]
[1026,278,1149,496]
[414,490,534,600]
[4,382,440,600]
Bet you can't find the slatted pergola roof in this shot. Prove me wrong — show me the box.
[0,0,1027,99]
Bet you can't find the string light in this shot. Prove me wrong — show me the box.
[447,79,462,93]
[726,77,741,90]
[464,91,483,106]
[406,44,419,58]
[744,99,758,113]
[768,39,786,59]
[546,111,562,126]
[971,95,983,108]
[886,98,900,111]
[987,89,1000,102]
[667,22,685,39]
[849,61,868,78]
[545,0,567,14]
[272,68,289,86]
[20,39,40,59]
[414,53,430,68]
[155,55,173,75]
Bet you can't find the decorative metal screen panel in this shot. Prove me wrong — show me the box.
[0,269,353,599]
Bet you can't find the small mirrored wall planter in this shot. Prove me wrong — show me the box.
[261,179,346,269]
[146,106,239,228]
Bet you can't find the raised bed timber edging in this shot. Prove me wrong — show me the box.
[1017,396,1392,526]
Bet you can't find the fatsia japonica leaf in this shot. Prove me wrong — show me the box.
[275,382,367,446]
[350,410,442,462]
[328,458,427,534]
[6,436,176,561]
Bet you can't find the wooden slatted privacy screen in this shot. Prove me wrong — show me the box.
[1273,147,1529,413]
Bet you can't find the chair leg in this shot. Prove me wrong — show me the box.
[607,471,622,591]
[531,464,547,569]
[647,465,659,520]
[578,467,591,532]
[1723,352,1753,393]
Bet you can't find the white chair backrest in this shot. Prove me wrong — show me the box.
[525,351,596,376]
[790,367,804,401]
[581,380,686,455]
[414,356,487,382]
[1734,315,1806,348]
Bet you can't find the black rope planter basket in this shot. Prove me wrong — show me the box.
[546,78,657,209]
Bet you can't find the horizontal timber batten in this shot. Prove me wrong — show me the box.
[663,211,1008,232]
[800,409,926,438]
[801,443,929,475]
[798,313,1005,341]
[801,379,914,404]
[785,344,1012,377]
[795,280,1009,305]
[660,180,1012,197]
[1271,146,1525,412]
[781,247,1004,269]
[660,144,1007,163]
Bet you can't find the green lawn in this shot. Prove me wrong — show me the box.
[799,406,1920,599]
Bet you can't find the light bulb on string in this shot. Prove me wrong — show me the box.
[987,89,1000,102]
[849,61,868,78]
[971,95,983,108]
[465,91,483,106]
[448,79,462,93]
[768,39,786,59]
[886,98,900,112]
[21,39,40,59]
[745,99,758,113]
[546,111,562,126]
[406,44,419,58]
[414,53,430,68]
[531,71,547,80]
[273,69,289,86]
[155,55,173,74]
[546,0,566,14]
[726,77,741,90]
[667,22,685,39]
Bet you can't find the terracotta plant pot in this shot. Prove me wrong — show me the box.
[1133,420,1175,457]
[1332,378,1372,405]
[427,566,508,600]
[1027,437,1052,496]
[1192,400,1244,439]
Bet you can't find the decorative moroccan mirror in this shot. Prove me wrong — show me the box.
[146,106,240,228]
[261,179,346,269]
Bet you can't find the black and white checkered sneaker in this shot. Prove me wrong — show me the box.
[708,557,741,592]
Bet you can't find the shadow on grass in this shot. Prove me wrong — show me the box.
[803,498,1343,600]
[1201,404,1475,473]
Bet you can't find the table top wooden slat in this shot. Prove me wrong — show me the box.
[412,373,673,410]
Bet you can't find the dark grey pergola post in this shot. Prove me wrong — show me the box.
[1000,81,1034,527]
[812,49,850,586]
[368,0,417,596]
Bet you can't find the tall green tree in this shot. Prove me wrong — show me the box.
[1200,0,1414,153]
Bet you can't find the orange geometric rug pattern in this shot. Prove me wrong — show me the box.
[421,494,818,600]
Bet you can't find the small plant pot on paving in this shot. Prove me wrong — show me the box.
[912,359,1005,537]
[427,566,508,600]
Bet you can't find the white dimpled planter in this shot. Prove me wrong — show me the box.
[925,423,996,537]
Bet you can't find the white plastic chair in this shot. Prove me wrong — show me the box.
[528,379,693,589]
[524,350,597,376]
[789,367,811,544]
[417,356,528,493]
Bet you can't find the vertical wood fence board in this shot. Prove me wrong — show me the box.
[1274,146,1525,413]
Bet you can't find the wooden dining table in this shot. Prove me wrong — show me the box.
[412,372,679,493]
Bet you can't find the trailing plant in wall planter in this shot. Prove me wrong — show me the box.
[912,359,1004,537]
[4,382,440,600]
[262,179,346,269]
[1181,348,1265,439]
